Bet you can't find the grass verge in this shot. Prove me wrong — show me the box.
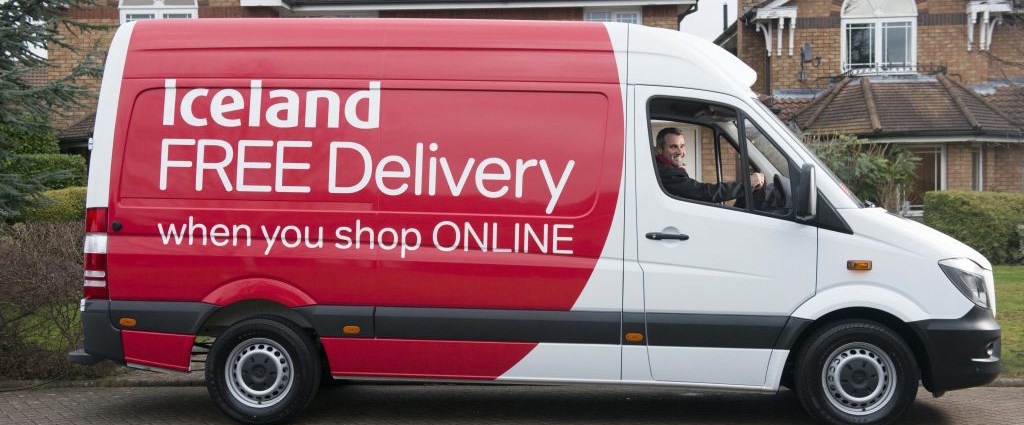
[994,265,1023,377]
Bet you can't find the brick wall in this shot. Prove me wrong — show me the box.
[736,0,1024,94]
[642,5,678,30]
[936,143,1023,193]
[50,3,276,131]
[944,142,974,190]
[50,2,690,132]
[737,23,768,94]
[381,8,581,20]
[48,12,118,131]
[988,21,1024,81]
[987,144,1024,192]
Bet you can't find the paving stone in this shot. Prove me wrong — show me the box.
[0,385,1021,424]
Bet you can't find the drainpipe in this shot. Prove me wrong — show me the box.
[678,3,698,27]
[723,2,728,32]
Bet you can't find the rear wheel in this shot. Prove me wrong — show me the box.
[795,319,919,425]
[207,316,321,425]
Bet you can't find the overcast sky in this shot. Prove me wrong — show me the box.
[680,0,738,41]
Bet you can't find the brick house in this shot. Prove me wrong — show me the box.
[51,0,697,154]
[717,0,1024,215]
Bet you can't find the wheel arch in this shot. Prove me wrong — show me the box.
[198,299,315,337]
[783,307,932,392]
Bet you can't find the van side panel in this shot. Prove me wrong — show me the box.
[104,19,624,379]
[121,330,194,372]
[322,338,536,379]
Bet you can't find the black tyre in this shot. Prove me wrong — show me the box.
[207,316,321,425]
[795,319,919,425]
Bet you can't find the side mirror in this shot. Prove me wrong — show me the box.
[795,164,817,223]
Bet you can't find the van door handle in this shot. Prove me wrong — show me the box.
[646,232,689,241]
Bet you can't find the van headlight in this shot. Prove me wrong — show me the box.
[939,258,994,314]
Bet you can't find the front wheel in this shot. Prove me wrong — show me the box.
[795,319,919,425]
[207,316,321,425]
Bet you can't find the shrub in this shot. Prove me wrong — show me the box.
[804,134,918,212]
[22,186,87,222]
[924,191,1024,265]
[8,153,88,190]
[0,221,113,379]
[0,124,60,155]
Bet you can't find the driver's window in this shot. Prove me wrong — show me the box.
[647,97,796,218]
[647,97,751,211]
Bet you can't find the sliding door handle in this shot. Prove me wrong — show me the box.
[645,232,689,241]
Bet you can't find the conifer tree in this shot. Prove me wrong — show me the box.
[0,0,101,219]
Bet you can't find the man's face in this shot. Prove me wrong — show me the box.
[660,134,686,168]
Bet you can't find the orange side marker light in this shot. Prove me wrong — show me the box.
[847,260,872,271]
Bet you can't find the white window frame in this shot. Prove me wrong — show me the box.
[971,145,984,191]
[119,0,198,24]
[840,17,917,73]
[839,0,917,74]
[583,7,642,25]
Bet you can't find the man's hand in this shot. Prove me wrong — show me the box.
[750,172,765,190]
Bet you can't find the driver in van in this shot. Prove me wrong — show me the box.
[655,127,764,203]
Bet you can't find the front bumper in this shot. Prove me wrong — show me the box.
[911,306,1000,393]
[68,299,125,366]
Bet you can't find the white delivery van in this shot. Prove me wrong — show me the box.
[70,18,1000,425]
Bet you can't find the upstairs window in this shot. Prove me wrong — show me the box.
[840,0,916,73]
[584,8,641,24]
[119,0,198,24]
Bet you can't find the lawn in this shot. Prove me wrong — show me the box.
[994,265,1023,377]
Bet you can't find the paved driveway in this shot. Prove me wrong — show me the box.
[2,384,1022,424]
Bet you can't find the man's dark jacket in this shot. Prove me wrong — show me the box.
[656,155,744,203]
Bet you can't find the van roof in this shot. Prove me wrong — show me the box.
[124,18,622,83]
[122,18,756,95]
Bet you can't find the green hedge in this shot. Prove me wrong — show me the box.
[924,191,1024,264]
[22,186,87,222]
[0,123,60,154]
[9,153,88,190]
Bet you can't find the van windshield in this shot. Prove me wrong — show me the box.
[750,100,866,208]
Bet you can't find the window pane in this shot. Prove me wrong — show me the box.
[163,13,193,18]
[847,23,875,68]
[615,12,638,24]
[120,0,155,6]
[843,0,916,18]
[744,119,790,180]
[743,118,792,215]
[162,0,198,5]
[883,22,910,67]
[648,98,748,208]
[584,12,612,22]
[125,13,155,22]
